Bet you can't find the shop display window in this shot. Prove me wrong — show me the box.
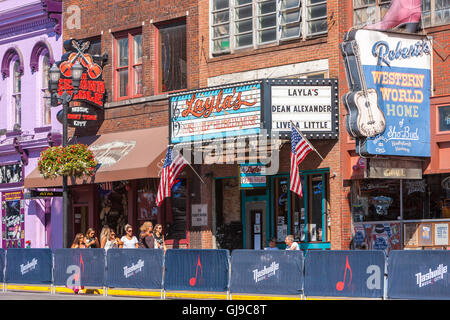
[273,172,329,244]
[351,179,400,222]
[352,174,450,223]
[167,178,188,240]
[136,179,159,225]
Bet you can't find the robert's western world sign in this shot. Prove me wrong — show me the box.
[341,30,431,157]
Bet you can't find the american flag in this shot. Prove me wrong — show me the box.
[156,147,188,207]
[290,124,313,197]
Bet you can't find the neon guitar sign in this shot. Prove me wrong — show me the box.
[58,39,106,108]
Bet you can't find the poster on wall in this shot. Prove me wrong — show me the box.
[434,223,448,246]
[418,223,433,246]
[0,163,23,185]
[137,189,158,221]
[404,223,418,247]
[354,222,401,254]
[341,30,431,157]
[170,81,262,144]
[1,190,24,248]
[265,79,339,139]
[191,204,208,227]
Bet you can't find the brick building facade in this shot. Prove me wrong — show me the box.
[23,0,450,250]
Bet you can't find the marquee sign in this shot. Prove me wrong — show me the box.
[57,39,106,109]
[264,79,339,139]
[341,30,431,157]
[169,81,262,144]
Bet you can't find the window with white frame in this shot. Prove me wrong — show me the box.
[41,55,51,126]
[353,0,391,27]
[353,0,450,28]
[12,60,22,128]
[211,0,327,55]
[421,0,450,27]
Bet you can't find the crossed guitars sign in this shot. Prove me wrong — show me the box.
[60,40,102,80]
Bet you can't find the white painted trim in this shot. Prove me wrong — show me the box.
[207,59,329,86]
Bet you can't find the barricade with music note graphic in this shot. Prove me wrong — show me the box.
[230,250,304,296]
[106,249,164,290]
[4,249,52,285]
[164,249,230,292]
[53,249,106,288]
[304,250,385,298]
[387,250,450,300]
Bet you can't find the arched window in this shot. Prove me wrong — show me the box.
[41,54,51,126]
[12,59,22,128]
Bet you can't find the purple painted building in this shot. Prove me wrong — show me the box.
[0,0,63,248]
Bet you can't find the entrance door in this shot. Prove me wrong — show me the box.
[244,198,267,249]
[73,205,88,237]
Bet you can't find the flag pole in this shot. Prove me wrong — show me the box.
[170,145,206,184]
[186,161,206,184]
[290,121,324,160]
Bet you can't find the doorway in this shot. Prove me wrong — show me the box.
[73,205,88,237]
[243,195,268,249]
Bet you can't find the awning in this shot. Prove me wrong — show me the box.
[24,126,169,188]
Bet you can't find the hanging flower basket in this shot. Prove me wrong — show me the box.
[38,144,98,179]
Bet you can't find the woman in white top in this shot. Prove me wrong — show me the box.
[103,229,122,251]
[120,224,139,248]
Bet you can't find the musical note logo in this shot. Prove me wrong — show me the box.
[189,255,203,287]
[336,256,352,291]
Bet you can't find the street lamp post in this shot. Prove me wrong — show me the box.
[49,61,83,248]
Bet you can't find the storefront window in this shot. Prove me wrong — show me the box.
[352,179,400,222]
[310,175,324,241]
[137,179,159,224]
[273,177,289,243]
[273,171,329,244]
[403,180,427,220]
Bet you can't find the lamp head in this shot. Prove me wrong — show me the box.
[71,61,83,89]
[49,64,60,92]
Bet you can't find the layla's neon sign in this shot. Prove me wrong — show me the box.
[372,40,431,67]
[181,88,257,118]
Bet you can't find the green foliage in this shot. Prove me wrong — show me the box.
[38,144,97,179]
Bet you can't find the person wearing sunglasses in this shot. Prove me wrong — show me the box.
[120,224,139,248]
[153,224,166,251]
[138,221,155,248]
[85,228,100,249]
[103,228,122,251]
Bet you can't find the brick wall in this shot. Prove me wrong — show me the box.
[195,0,347,249]
[63,0,199,136]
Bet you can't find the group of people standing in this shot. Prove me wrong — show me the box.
[71,221,166,251]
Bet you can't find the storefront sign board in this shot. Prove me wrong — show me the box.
[344,30,432,157]
[239,163,266,188]
[264,79,339,139]
[58,40,106,108]
[170,82,262,144]
[367,158,422,179]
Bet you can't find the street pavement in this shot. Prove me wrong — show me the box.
[0,291,155,300]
